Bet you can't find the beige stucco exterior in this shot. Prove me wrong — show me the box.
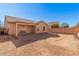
[17,23,35,34]
[4,16,48,36]
[35,22,48,33]
[7,22,16,35]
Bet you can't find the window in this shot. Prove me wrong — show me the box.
[43,26,45,31]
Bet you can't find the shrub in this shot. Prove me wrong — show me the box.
[61,23,69,28]
[51,22,60,28]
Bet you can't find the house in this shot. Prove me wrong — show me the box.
[4,16,49,36]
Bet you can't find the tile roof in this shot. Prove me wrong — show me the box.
[5,16,36,23]
[37,21,49,26]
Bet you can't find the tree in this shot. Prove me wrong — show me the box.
[61,23,69,28]
[72,22,79,28]
[51,22,60,28]
[0,20,2,27]
[0,20,3,32]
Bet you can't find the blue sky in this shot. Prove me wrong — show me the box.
[0,3,79,26]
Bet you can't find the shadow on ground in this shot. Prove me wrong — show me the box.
[0,33,60,48]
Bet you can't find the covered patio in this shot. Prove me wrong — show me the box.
[7,22,35,36]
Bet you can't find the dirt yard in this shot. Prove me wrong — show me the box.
[0,33,79,56]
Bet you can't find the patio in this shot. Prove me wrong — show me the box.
[0,33,79,55]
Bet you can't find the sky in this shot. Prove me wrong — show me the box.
[0,3,79,26]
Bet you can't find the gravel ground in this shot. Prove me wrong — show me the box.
[0,33,79,56]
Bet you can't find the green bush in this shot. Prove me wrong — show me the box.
[51,22,60,28]
[61,23,69,28]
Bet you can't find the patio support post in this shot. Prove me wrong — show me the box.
[15,23,18,37]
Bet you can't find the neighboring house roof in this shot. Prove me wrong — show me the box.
[36,21,49,26]
[5,16,36,23]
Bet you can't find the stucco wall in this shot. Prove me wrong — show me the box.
[35,22,48,33]
[7,22,16,35]
[17,24,35,34]
[49,28,79,35]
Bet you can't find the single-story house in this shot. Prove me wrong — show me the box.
[4,16,50,36]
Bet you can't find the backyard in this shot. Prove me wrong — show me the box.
[0,33,79,55]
